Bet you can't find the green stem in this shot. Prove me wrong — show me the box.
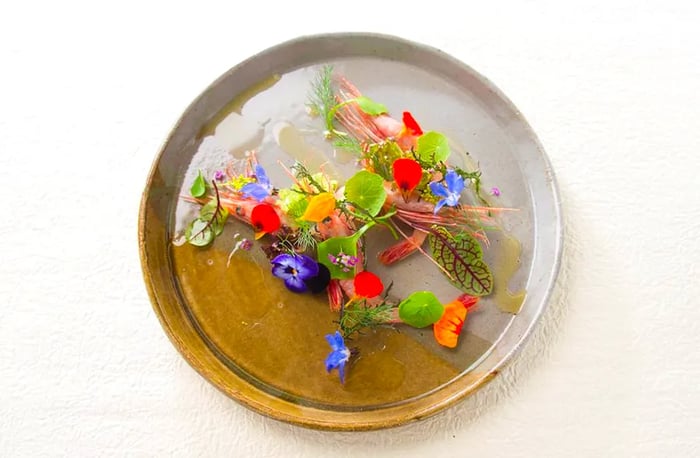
[326,99,355,130]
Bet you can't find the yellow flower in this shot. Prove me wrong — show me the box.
[301,192,336,222]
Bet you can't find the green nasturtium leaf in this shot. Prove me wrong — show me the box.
[416,131,450,164]
[429,226,493,296]
[186,218,214,247]
[398,291,445,328]
[344,170,386,217]
[354,96,388,116]
[190,170,207,198]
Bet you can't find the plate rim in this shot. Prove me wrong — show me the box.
[138,31,563,431]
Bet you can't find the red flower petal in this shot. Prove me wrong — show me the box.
[402,111,423,136]
[251,203,280,239]
[353,271,384,298]
[456,294,479,310]
[392,158,423,193]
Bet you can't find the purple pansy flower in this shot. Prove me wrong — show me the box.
[240,164,272,201]
[324,331,351,383]
[270,253,319,293]
[429,170,465,214]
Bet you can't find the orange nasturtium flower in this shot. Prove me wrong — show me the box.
[433,294,479,348]
[251,203,281,240]
[301,192,336,223]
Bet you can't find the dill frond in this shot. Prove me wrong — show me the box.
[332,135,363,155]
[307,65,336,132]
[291,162,327,193]
[295,222,317,251]
[340,301,395,338]
[363,140,405,180]
[453,166,490,207]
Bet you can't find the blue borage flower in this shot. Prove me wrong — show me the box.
[240,164,272,201]
[270,253,319,293]
[324,331,351,383]
[429,169,465,213]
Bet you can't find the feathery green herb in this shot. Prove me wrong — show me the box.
[339,301,395,337]
[307,65,337,134]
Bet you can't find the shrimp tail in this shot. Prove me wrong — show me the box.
[327,279,344,312]
[377,229,428,265]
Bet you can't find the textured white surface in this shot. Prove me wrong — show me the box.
[1,1,699,456]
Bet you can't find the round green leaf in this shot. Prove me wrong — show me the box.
[344,170,386,217]
[398,291,445,328]
[416,131,450,164]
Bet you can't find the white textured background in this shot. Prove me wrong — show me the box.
[1,1,699,456]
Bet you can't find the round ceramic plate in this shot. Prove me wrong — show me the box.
[139,33,562,431]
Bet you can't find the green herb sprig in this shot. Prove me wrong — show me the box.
[339,300,395,338]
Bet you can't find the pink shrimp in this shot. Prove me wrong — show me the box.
[378,182,508,265]
[314,207,388,310]
[335,77,421,151]
[217,192,285,226]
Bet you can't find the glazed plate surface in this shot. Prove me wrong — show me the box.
[138,33,562,430]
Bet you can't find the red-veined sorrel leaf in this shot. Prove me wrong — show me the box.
[428,226,493,296]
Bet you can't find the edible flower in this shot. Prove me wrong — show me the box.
[251,203,281,239]
[353,271,384,298]
[328,252,359,272]
[392,158,423,199]
[301,192,336,222]
[214,170,226,182]
[490,186,501,197]
[271,253,319,293]
[304,263,331,293]
[401,111,423,136]
[433,294,479,348]
[240,164,272,201]
[429,169,465,213]
[324,331,351,383]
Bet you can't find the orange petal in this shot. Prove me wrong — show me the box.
[301,192,336,223]
[433,299,469,348]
